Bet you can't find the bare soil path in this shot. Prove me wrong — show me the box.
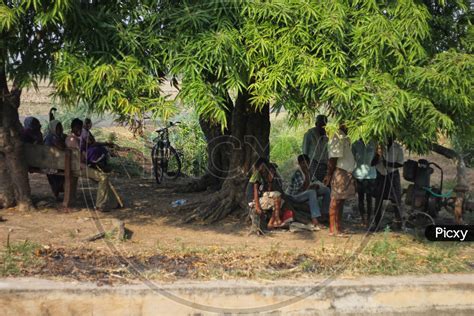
[0,169,472,284]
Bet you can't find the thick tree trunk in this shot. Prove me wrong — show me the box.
[0,71,32,211]
[185,90,270,223]
[0,152,15,208]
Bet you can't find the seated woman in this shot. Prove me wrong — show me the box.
[21,117,43,144]
[247,158,284,229]
[68,118,120,212]
[43,120,66,200]
[85,133,109,170]
[80,118,113,170]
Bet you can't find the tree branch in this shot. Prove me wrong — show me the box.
[431,143,459,160]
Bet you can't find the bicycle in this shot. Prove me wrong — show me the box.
[151,121,182,184]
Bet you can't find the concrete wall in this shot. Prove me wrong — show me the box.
[0,274,473,315]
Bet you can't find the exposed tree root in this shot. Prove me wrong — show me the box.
[175,174,221,193]
[184,178,247,224]
[184,191,241,224]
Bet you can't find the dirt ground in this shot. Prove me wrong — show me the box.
[6,84,472,284]
[2,174,364,253]
[3,149,472,249]
[0,159,473,284]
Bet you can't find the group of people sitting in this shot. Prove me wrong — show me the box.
[20,114,119,211]
[248,115,405,237]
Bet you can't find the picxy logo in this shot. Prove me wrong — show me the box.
[425,225,473,242]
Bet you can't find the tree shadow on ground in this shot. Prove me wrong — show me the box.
[28,174,471,242]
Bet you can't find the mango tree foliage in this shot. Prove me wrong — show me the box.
[0,0,171,208]
[166,0,473,153]
[0,0,72,88]
[53,53,172,133]
[52,1,175,133]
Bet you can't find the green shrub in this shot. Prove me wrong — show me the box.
[452,126,474,167]
[270,117,312,185]
[167,113,208,177]
[1,240,40,276]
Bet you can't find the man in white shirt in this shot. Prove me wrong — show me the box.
[323,123,356,236]
[352,139,377,226]
[371,137,405,231]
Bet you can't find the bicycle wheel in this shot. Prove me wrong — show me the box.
[405,211,435,239]
[151,144,163,184]
[163,146,181,179]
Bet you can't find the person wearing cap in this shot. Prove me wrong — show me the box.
[303,115,329,182]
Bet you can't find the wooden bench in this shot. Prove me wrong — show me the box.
[25,143,123,209]
[25,143,82,207]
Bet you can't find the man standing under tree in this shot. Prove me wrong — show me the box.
[303,115,329,182]
[371,138,405,231]
[352,139,377,226]
[324,124,356,237]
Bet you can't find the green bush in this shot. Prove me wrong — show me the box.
[270,117,312,185]
[452,126,474,167]
[43,101,94,134]
[167,113,208,177]
[1,240,40,276]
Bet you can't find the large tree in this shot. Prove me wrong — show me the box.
[162,0,473,222]
[0,0,170,209]
[3,0,471,222]
[0,0,73,209]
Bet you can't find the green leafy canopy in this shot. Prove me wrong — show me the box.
[3,1,472,153]
[166,0,473,152]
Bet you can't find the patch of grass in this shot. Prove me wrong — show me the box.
[68,230,76,239]
[1,231,471,281]
[109,156,144,178]
[140,233,472,281]
[104,230,117,241]
[270,118,311,182]
[354,233,471,276]
[360,230,402,275]
[299,258,315,272]
[0,240,41,276]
